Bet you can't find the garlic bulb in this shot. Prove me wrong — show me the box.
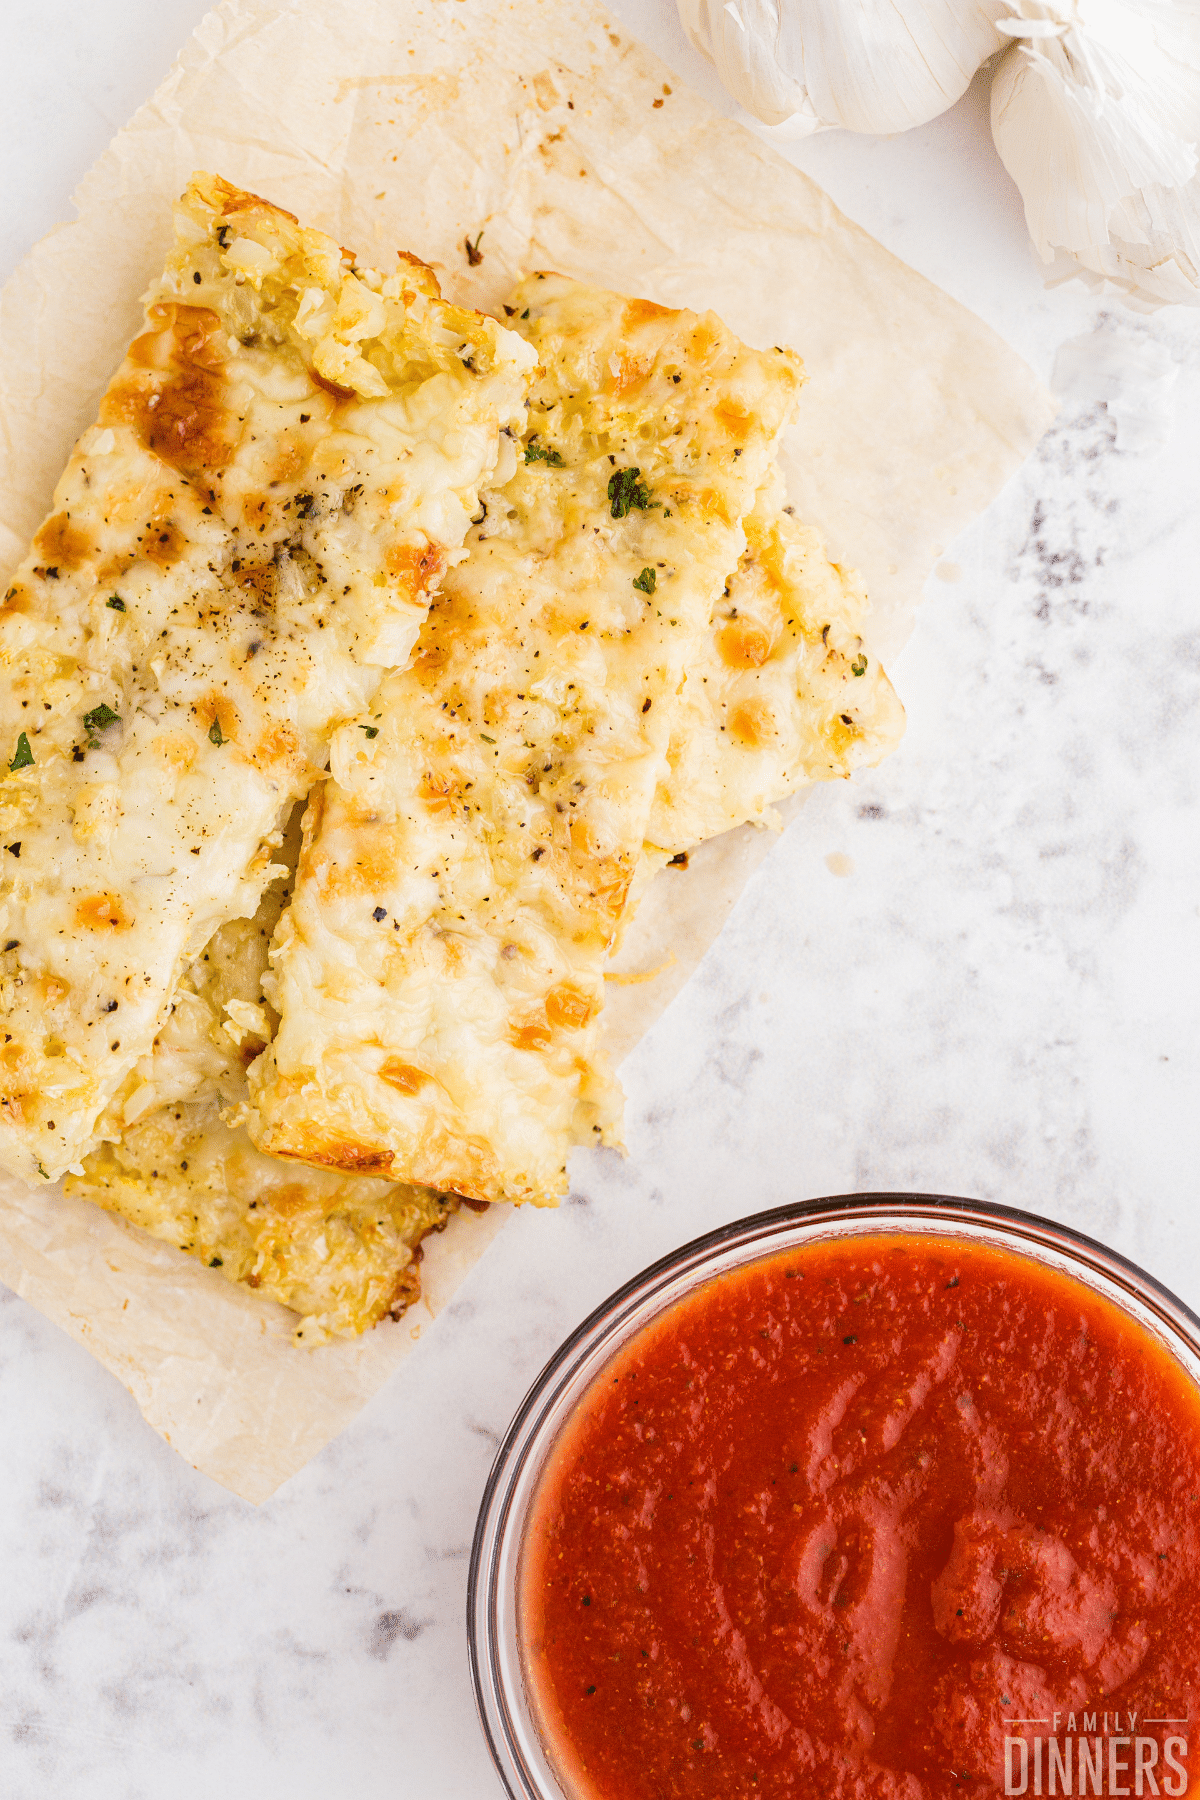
[676,0,1011,135]
[991,1,1200,306]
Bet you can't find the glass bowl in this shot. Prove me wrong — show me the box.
[467,1191,1200,1800]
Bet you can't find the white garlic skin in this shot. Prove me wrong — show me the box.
[677,0,1011,135]
[991,0,1200,307]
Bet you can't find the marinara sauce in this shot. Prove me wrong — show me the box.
[520,1235,1200,1799]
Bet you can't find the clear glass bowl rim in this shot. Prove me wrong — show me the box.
[467,1190,1200,1800]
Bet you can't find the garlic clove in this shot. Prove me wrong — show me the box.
[677,0,818,130]
[991,0,1200,307]
[677,0,1010,136]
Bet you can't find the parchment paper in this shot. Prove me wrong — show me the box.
[0,0,1055,1502]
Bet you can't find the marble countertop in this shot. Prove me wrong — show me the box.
[3,3,1200,1795]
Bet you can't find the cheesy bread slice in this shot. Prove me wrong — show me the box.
[0,172,533,1185]
[64,809,459,1341]
[649,474,905,850]
[246,276,802,1206]
[74,479,900,1338]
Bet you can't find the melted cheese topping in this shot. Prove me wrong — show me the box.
[649,474,905,849]
[247,276,802,1205]
[64,807,457,1340]
[0,172,533,1183]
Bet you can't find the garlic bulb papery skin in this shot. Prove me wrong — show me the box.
[676,0,1011,136]
[991,1,1200,306]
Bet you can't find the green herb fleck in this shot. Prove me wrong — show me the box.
[106,594,126,612]
[465,231,484,267]
[632,567,656,595]
[520,308,530,320]
[208,1255,223,1267]
[851,653,868,677]
[83,703,120,734]
[608,467,653,519]
[8,734,33,771]
[360,725,379,739]
[480,733,496,745]
[524,437,565,467]
[36,1161,49,1179]
[209,719,225,747]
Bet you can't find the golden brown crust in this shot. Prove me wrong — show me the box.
[648,477,905,850]
[65,811,464,1341]
[0,169,535,1186]
[102,303,237,489]
[248,273,803,1207]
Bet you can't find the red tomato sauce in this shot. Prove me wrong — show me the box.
[521,1234,1200,1799]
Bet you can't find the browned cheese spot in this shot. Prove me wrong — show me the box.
[673,482,731,525]
[33,513,92,575]
[714,398,752,442]
[395,252,444,297]
[266,436,308,484]
[718,618,773,669]
[590,864,634,925]
[0,583,34,619]
[395,250,442,298]
[213,174,301,232]
[728,699,775,749]
[609,354,652,396]
[233,561,278,608]
[248,720,304,778]
[257,1181,320,1220]
[623,298,673,329]
[318,821,405,900]
[387,538,448,601]
[311,369,358,403]
[378,1057,431,1095]
[195,691,240,745]
[103,304,237,483]
[566,824,633,923]
[688,320,722,365]
[568,816,601,860]
[419,772,457,815]
[241,494,274,530]
[826,713,861,759]
[143,517,187,568]
[545,983,595,1031]
[276,1138,395,1174]
[75,893,132,930]
[96,552,136,584]
[411,640,448,681]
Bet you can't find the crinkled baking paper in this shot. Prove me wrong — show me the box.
[0,0,1054,1501]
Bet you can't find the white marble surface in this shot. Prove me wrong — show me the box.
[3,3,1200,1796]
